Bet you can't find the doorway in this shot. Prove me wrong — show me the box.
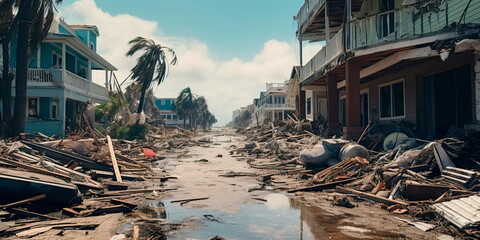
[423,65,473,137]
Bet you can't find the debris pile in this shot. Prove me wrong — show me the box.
[234,122,480,238]
[0,125,196,239]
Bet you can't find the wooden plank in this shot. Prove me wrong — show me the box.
[110,199,138,209]
[10,208,60,220]
[335,186,409,206]
[101,188,177,196]
[171,197,209,204]
[0,156,71,181]
[287,178,355,193]
[92,205,131,216]
[107,135,123,183]
[1,194,46,209]
[133,225,140,240]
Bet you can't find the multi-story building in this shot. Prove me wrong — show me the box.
[155,98,189,126]
[296,0,480,139]
[10,17,117,136]
[254,82,296,123]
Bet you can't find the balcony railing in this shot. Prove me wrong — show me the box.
[266,83,286,92]
[260,103,295,109]
[19,68,109,102]
[300,29,343,82]
[296,0,326,35]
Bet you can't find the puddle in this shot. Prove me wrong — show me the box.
[164,193,315,240]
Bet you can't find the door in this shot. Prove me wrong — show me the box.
[360,90,369,127]
[423,65,473,137]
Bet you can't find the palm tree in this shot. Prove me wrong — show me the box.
[126,37,177,115]
[193,96,207,130]
[10,0,62,136]
[174,87,194,128]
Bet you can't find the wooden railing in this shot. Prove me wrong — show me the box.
[300,29,343,82]
[296,0,326,35]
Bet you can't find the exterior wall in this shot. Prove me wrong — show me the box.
[350,52,475,130]
[155,98,175,111]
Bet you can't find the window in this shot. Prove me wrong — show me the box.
[173,115,177,120]
[51,101,59,120]
[360,90,369,127]
[161,100,165,105]
[379,0,395,38]
[52,52,62,68]
[379,80,405,119]
[90,42,95,51]
[28,98,39,117]
[166,115,172,120]
[306,98,312,115]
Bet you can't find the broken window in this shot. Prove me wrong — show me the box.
[52,52,62,68]
[51,101,59,120]
[28,98,39,118]
[380,80,405,119]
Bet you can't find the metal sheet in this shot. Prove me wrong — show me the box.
[432,195,480,228]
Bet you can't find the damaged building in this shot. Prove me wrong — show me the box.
[296,0,480,139]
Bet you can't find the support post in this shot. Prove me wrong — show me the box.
[325,0,330,41]
[61,43,66,80]
[87,60,91,81]
[325,72,340,137]
[342,59,363,139]
[299,90,306,120]
[59,98,66,136]
[475,55,480,122]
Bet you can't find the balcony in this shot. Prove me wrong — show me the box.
[266,83,286,92]
[260,103,295,110]
[300,0,480,83]
[300,29,343,83]
[20,68,109,103]
[296,0,326,37]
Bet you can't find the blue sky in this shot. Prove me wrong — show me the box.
[71,0,303,61]
[59,0,320,125]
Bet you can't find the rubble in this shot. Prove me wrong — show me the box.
[0,124,196,239]
[233,120,480,239]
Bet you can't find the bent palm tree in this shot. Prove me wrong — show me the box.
[174,87,194,128]
[126,37,177,115]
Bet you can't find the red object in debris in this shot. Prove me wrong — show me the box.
[142,148,156,158]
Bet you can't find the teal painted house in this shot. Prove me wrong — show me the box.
[11,18,117,136]
[154,98,189,126]
[296,0,480,139]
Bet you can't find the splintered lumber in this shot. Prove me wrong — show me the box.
[110,199,138,209]
[171,197,209,204]
[10,208,60,220]
[0,156,71,181]
[91,170,143,181]
[287,178,355,193]
[107,135,123,183]
[22,141,113,171]
[133,225,140,240]
[101,187,176,196]
[92,205,131,215]
[1,194,46,209]
[335,186,408,206]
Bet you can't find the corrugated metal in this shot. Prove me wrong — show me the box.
[432,195,480,228]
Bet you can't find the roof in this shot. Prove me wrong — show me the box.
[432,195,480,228]
[69,25,100,36]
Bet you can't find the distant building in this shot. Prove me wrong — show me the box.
[154,98,189,126]
[253,82,295,123]
[9,17,117,136]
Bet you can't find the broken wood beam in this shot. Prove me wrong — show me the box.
[0,156,71,181]
[110,199,138,209]
[92,205,131,215]
[287,178,355,193]
[335,186,409,206]
[171,197,209,204]
[10,208,60,220]
[1,194,46,209]
[107,135,123,183]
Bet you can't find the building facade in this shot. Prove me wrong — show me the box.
[155,98,189,126]
[10,17,117,136]
[297,0,480,139]
[254,82,296,124]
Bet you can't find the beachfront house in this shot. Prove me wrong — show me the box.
[10,17,116,136]
[155,98,190,127]
[296,0,480,139]
[253,82,296,123]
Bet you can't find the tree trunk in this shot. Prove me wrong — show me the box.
[1,41,13,136]
[136,87,147,113]
[11,4,31,136]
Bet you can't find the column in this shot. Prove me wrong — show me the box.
[475,55,480,121]
[342,59,363,139]
[61,43,66,80]
[299,90,306,119]
[325,72,340,137]
[325,0,330,41]
[105,70,109,90]
[59,98,66,136]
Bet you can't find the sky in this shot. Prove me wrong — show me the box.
[58,0,322,125]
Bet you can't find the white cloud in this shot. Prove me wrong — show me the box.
[59,0,321,125]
